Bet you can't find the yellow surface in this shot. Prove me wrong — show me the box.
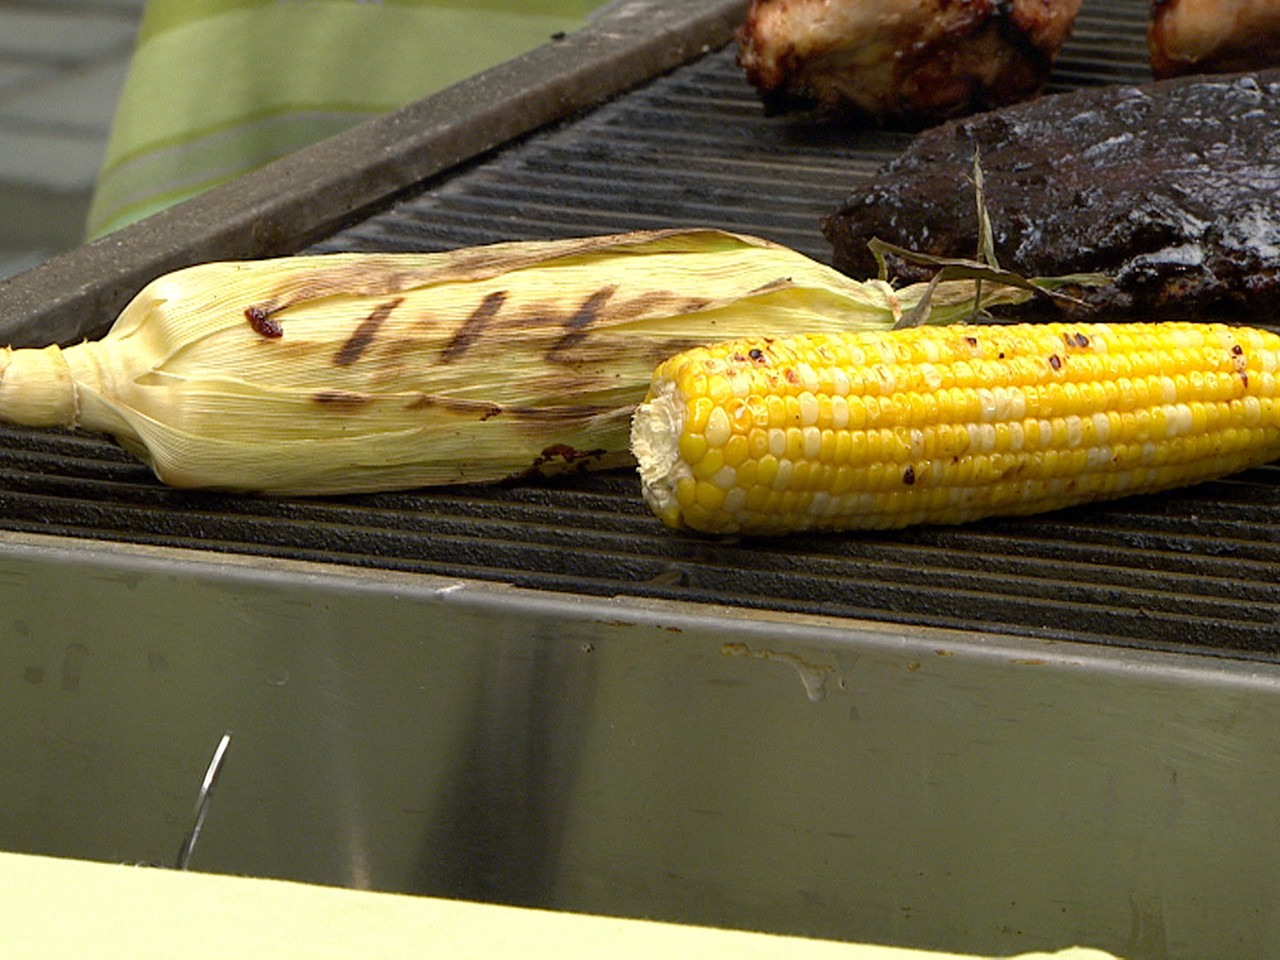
[0,851,1119,959]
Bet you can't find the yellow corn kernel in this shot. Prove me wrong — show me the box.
[678,431,708,467]
[685,396,715,439]
[756,453,780,487]
[705,405,733,448]
[690,445,725,482]
[631,321,1280,536]
[784,427,805,462]
[723,433,750,468]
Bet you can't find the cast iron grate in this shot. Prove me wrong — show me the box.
[5,1,1280,658]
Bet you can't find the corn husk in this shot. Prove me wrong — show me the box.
[0,229,1042,494]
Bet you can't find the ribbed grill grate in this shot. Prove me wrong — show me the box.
[6,1,1280,658]
[310,52,912,261]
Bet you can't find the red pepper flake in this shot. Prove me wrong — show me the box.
[903,465,916,486]
[246,305,282,338]
[1048,354,1062,370]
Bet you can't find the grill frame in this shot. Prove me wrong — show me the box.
[1,0,1279,658]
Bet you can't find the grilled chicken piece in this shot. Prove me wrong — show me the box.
[822,69,1280,321]
[1150,0,1280,78]
[736,0,1082,125]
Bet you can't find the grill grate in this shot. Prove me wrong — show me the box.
[309,54,912,260]
[6,1,1280,658]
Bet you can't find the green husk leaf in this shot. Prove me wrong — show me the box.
[972,146,999,272]
[870,236,1113,329]
[870,148,1114,329]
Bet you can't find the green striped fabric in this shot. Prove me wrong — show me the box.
[87,0,608,239]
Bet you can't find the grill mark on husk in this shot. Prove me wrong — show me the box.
[313,389,372,409]
[441,291,506,363]
[545,287,616,360]
[335,297,403,367]
[405,392,621,422]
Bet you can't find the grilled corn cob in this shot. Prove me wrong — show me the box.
[631,321,1280,535]
[0,230,1042,494]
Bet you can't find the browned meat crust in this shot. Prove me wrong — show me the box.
[1150,0,1280,78]
[736,0,1081,125]
[822,69,1280,321]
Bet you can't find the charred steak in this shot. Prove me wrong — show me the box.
[823,70,1280,321]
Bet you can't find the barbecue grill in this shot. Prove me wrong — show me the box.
[2,2,1276,958]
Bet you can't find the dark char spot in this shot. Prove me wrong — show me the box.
[441,291,506,363]
[246,305,282,338]
[313,389,371,408]
[334,297,404,367]
[546,286,616,360]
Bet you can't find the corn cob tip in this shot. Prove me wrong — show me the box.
[631,381,688,529]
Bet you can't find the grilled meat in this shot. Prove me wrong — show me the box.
[1150,0,1280,78]
[823,69,1280,321]
[736,0,1081,125]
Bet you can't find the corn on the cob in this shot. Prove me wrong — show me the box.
[630,321,1280,535]
[0,230,1042,495]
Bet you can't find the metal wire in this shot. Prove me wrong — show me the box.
[175,731,233,871]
